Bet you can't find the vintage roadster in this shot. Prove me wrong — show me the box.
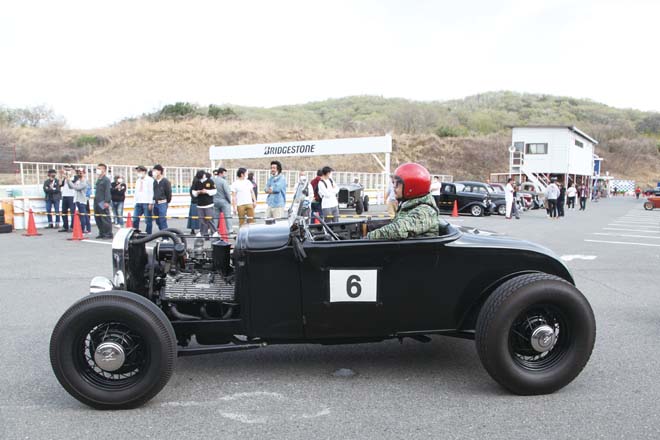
[338,181,369,214]
[50,182,596,409]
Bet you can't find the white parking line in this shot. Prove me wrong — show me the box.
[584,239,660,247]
[609,223,660,228]
[593,232,660,239]
[603,227,660,233]
[560,254,597,261]
[82,240,112,245]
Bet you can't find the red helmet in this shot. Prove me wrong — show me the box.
[394,163,431,199]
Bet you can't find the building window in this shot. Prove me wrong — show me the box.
[514,141,524,152]
[575,139,584,148]
[525,143,548,154]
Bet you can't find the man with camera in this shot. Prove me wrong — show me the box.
[42,168,62,229]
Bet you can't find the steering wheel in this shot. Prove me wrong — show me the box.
[313,213,340,241]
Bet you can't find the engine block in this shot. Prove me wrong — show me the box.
[160,271,235,302]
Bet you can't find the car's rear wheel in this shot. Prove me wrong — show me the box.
[497,204,507,216]
[644,202,654,210]
[50,291,176,409]
[355,198,364,215]
[363,195,369,212]
[470,205,483,217]
[475,273,595,395]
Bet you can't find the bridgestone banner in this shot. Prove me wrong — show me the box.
[210,135,392,161]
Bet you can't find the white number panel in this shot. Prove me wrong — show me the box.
[329,269,378,303]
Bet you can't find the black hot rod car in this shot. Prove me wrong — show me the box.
[50,182,596,409]
[338,182,369,214]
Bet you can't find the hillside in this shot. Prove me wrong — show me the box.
[1,92,659,186]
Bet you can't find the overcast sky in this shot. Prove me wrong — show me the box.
[2,0,659,128]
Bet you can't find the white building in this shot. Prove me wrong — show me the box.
[506,125,599,190]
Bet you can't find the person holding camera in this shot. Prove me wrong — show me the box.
[65,167,91,235]
[58,165,76,232]
[111,175,127,227]
[42,168,62,229]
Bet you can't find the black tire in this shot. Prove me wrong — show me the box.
[355,198,364,215]
[497,204,507,216]
[0,215,5,225]
[644,202,654,211]
[50,291,177,409]
[475,273,595,395]
[363,195,369,212]
[0,223,12,233]
[470,205,483,217]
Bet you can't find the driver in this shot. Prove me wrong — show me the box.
[367,163,441,240]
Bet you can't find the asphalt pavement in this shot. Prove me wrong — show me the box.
[1,196,659,439]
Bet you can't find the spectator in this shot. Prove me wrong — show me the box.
[43,168,61,229]
[247,171,258,199]
[386,176,398,218]
[133,165,154,234]
[187,176,200,235]
[430,176,441,208]
[152,164,172,230]
[111,175,127,227]
[545,178,560,219]
[191,170,217,237]
[93,164,113,239]
[212,167,233,234]
[66,168,91,236]
[318,166,340,223]
[579,184,588,211]
[566,183,577,209]
[557,182,566,218]
[265,160,287,219]
[231,167,257,227]
[635,186,641,199]
[310,169,323,221]
[58,165,76,232]
[613,186,618,196]
[504,177,514,219]
[510,180,520,219]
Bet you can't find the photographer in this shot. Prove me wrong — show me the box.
[42,168,62,229]
[65,168,91,235]
[111,175,127,227]
[58,165,76,232]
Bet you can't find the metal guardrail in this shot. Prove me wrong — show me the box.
[14,161,452,194]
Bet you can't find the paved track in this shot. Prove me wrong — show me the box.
[1,196,659,439]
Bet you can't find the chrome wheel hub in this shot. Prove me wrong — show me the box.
[530,325,557,353]
[94,341,126,372]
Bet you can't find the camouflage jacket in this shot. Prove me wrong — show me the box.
[367,193,441,240]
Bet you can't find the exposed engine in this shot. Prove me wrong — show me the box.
[112,228,238,325]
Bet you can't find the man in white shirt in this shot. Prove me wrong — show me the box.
[231,167,257,227]
[566,183,577,209]
[133,165,154,234]
[504,177,515,219]
[58,165,77,232]
[318,166,340,223]
[544,178,560,219]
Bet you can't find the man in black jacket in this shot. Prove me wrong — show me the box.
[94,164,113,239]
[43,169,62,229]
[152,164,172,230]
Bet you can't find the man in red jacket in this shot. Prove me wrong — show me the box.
[309,169,323,221]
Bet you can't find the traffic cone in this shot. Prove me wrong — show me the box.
[313,213,320,224]
[22,209,42,236]
[451,200,459,217]
[217,212,229,241]
[68,212,84,241]
[126,212,133,228]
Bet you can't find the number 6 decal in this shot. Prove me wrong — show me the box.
[330,270,377,303]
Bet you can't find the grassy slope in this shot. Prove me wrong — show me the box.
[4,91,660,186]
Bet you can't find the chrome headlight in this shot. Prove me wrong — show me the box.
[90,276,114,294]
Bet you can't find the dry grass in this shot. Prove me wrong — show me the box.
[4,117,659,186]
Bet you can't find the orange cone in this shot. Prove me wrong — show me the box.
[126,212,133,228]
[68,212,84,241]
[313,212,320,224]
[451,200,459,217]
[23,209,42,236]
[217,212,229,241]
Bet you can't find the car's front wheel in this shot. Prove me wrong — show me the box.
[475,273,596,395]
[50,291,177,409]
[470,205,483,217]
[644,202,654,210]
[497,204,507,216]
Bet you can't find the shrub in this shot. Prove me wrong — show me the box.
[208,105,238,119]
[158,102,198,120]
